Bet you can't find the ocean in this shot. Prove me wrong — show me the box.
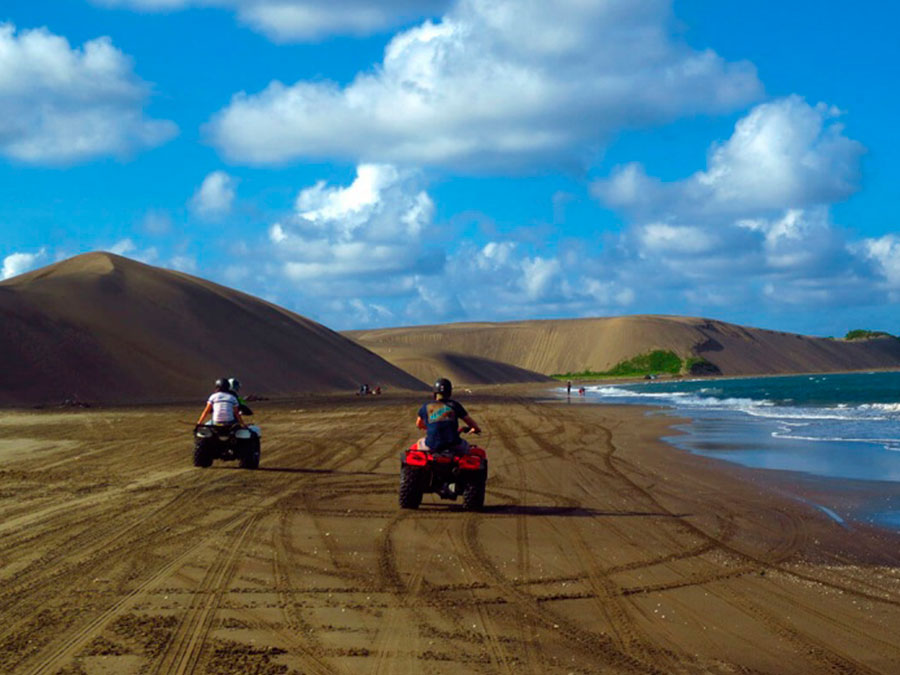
[573,371,900,530]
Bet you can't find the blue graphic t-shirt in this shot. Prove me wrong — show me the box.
[418,398,468,451]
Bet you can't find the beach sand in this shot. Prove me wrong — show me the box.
[1,390,899,673]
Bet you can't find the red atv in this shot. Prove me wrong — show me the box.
[398,429,487,510]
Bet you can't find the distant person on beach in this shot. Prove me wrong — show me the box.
[567,380,572,395]
[197,378,246,427]
[415,378,481,453]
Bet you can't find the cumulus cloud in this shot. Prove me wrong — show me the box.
[190,171,238,219]
[594,96,864,220]
[0,23,176,164]
[253,165,610,327]
[207,0,760,169]
[1,249,46,280]
[91,0,447,41]
[269,164,439,287]
[859,235,900,299]
[586,96,883,317]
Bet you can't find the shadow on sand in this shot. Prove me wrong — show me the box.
[477,504,688,518]
[413,502,689,517]
[212,465,380,477]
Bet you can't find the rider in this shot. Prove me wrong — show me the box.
[227,376,253,415]
[416,377,481,453]
[197,377,246,427]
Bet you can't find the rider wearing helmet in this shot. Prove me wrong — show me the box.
[415,378,481,452]
[197,377,246,427]
[227,376,254,415]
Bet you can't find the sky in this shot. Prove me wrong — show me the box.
[1,0,898,336]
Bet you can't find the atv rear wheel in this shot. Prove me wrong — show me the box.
[399,465,423,509]
[239,438,260,470]
[193,443,213,468]
[462,472,486,511]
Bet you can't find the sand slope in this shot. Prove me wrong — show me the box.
[0,252,424,406]
[348,315,900,379]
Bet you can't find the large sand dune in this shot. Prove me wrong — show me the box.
[348,315,900,381]
[0,252,424,406]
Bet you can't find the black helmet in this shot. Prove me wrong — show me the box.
[214,377,229,391]
[228,377,241,393]
[433,377,452,398]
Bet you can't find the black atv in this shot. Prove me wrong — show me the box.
[193,423,260,469]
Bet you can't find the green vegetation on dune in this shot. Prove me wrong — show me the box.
[844,329,896,340]
[552,350,721,380]
[553,350,683,379]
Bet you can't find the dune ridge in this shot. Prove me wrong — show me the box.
[347,315,900,382]
[0,252,424,406]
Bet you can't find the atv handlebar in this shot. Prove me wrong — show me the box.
[460,426,481,435]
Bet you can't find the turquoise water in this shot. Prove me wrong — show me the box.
[574,371,900,530]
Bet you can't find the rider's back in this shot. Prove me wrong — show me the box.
[419,398,467,451]
[208,390,238,424]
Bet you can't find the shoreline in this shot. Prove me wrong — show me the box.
[560,374,900,535]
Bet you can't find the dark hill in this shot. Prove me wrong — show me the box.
[0,252,424,406]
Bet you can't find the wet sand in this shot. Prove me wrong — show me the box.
[1,391,900,673]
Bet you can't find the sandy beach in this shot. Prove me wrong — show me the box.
[2,390,900,674]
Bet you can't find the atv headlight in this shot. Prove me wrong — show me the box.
[195,427,213,438]
[235,429,252,440]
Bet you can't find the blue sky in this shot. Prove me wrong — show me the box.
[1,0,898,336]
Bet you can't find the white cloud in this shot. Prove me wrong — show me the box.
[269,164,438,284]
[0,23,176,164]
[109,238,137,255]
[108,239,160,263]
[639,223,716,255]
[190,171,238,219]
[521,257,562,301]
[91,0,447,41]
[207,0,760,169]
[1,249,46,280]
[860,235,900,295]
[594,96,864,219]
[585,97,882,317]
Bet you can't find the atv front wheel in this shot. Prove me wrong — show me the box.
[399,465,423,509]
[462,472,486,511]
[193,443,213,468]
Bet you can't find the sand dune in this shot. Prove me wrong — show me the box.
[355,345,552,386]
[0,252,424,406]
[348,315,900,379]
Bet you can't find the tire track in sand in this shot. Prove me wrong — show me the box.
[589,417,888,673]
[370,509,429,675]
[470,413,664,674]
[24,506,251,675]
[150,513,260,675]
